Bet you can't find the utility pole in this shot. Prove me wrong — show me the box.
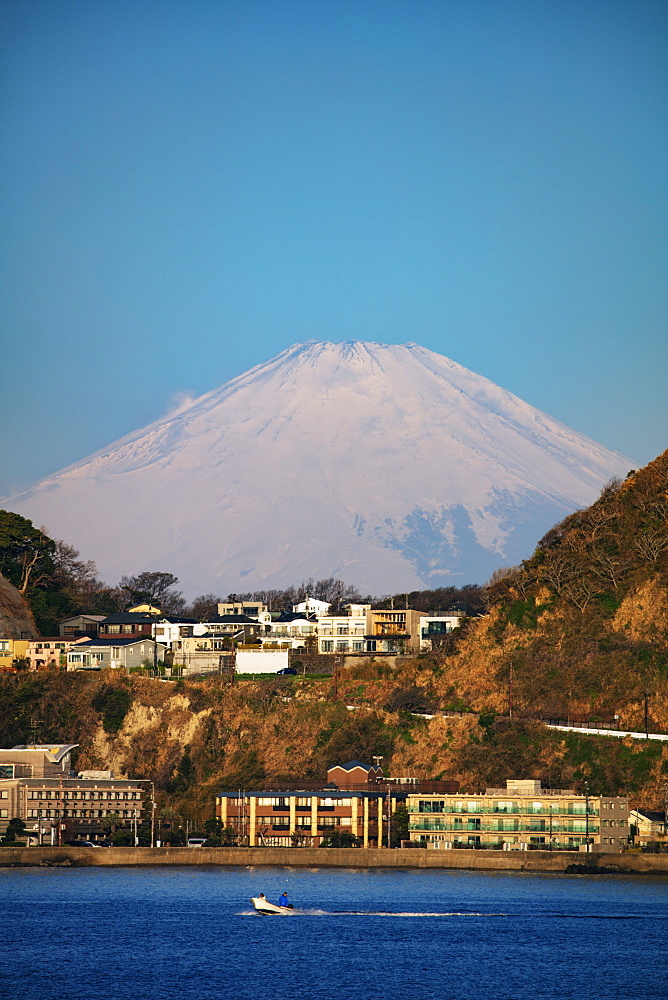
[508,663,513,720]
[58,772,63,847]
[372,757,384,847]
[387,788,391,849]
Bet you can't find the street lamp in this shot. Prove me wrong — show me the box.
[134,779,155,847]
[372,757,384,848]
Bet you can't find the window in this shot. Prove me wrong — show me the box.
[107,625,121,634]
[111,647,120,658]
[321,641,333,653]
[418,800,444,813]
[336,641,349,652]
[0,790,8,799]
[0,810,7,818]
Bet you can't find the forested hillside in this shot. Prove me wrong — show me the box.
[0,451,666,826]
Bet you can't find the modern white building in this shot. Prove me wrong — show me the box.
[316,605,370,653]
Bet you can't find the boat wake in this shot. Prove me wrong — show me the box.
[240,909,502,917]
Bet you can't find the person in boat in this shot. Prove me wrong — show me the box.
[278,892,290,907]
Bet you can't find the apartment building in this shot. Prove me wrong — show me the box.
[216,761,458,847]
[0,744,144,841]
[407,779,629,853]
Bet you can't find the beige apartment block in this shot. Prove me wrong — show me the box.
[0,744,144,841]
[408,779,629,853]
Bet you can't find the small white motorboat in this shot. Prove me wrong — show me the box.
[251,896,295,915]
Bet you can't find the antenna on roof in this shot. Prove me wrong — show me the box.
[29,716,44,747]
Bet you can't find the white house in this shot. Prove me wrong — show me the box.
[418,614,466,650]
[293,597,331,616]
[316,605,370,654]
[261,613,316,650]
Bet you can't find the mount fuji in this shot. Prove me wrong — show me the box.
[4,341,631,596]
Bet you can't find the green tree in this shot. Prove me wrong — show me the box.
[119,571,185,614]
[111,829,133,846]
[390,804,410,847]
[0,511,55,594]
[1,817,27,844]
[320,830,360,848]
[166,747,196,794]
[92,685,133,734]
[187,594,221,621]
[316,712,396,771]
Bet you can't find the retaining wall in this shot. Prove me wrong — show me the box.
[2,845,667,873]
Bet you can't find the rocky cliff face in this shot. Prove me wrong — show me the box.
[0,573,37,640]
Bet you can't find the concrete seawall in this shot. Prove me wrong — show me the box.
[2,845,667,874]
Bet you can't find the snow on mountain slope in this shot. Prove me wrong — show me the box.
[3,341,631,595]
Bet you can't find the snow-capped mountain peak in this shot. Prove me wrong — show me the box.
[3,341,631,595]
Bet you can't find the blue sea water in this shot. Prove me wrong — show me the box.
[1,865,667,1000]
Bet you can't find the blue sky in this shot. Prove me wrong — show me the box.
[1,0,666,497]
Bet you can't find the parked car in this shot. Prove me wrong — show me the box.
[187,837,207,848]
[277,667,297,675]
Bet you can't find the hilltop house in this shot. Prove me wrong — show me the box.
[66,636,167,671]
[58,615,106,637]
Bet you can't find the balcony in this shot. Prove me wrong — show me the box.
[410,805,599,817]
[409,820,600,834]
